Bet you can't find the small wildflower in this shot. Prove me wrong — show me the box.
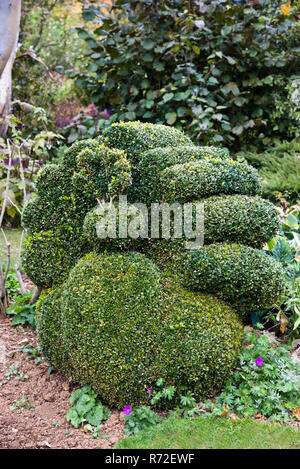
[255,357,263,366]
[123,405,132,416]
[147,387,152,392]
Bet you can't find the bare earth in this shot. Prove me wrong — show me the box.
[0,314,126,449]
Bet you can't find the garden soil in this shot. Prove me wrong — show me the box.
[0,314,125,449]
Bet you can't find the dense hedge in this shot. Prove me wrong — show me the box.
[83,203,147,251]
[203,195,280,248]
[36,251,243,408]
[161,159,261,202]
[61,138,99,171]
[102,121,192,162]
[137,145,230,203]
[21,230,85,287]
[183,243,285,312]
[22,121,284,409]
[36,284,68,373]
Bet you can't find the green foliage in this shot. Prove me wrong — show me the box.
[61,138,99,171]
[6,272,21,300]
[71,0,300,148]
[17,343,43,365]
[264,206,300,335]
[36,284,68,372]
[160,159,260,202]
[237,139,300,203]
[183,243,285,313]
[5,362,28,382]
[21,230,85,287]
[0,104,64,226]
[208,329,300,423]
[6,292,36,329]
[83,202,146,251]
[26,121,283,409]
[10,396,35,411]
[123,407,163,437]
[137,145,230,203]
[14,1,88,108]
[36,251,243,408]
[203,195,280,248]
[102,121,192,162]
[66,385,111,431]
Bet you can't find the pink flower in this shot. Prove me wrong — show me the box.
[123,405,132,416]
[147,387,152,392]
[255,357,263,366]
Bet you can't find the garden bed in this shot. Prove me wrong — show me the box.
[0,314,125,449]
[1,311,299,449]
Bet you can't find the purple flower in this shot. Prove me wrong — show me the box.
[123,405,132,416]
[255,357,263,366]
[147,387,152,392]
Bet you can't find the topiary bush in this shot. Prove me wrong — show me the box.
[202,195,280,248]
[137,145,230,203]
[161,159,261,202]
[22,121,284,407]
[36,251,243,408]
[182,243,285,313]
[21,230,86,287]
[102,121,192,162]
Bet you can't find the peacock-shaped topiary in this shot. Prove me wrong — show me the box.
[21,122,284,408]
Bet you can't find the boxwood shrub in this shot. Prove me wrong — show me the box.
[137,145,230,203]
[36,251,243,408]
[61,138,99,171]
[102,121,192,162]
[183,243,285,313]
[161,159,261,202]
[203,195,280,248]
[36,284,68,373]
[21,230,86,287]
[83,203,147,251]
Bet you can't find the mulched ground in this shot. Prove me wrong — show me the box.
[0,313,126,449]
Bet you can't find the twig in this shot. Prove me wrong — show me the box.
[0,140,12,228]
[1,228,11,285]
[16,144,27,203]
[30,286,42,305]
[6,196,22,215]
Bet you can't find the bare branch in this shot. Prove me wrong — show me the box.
[0,139,12,227]
[30,286,42,305]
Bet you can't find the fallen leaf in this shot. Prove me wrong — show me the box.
[293,408,300,421]
[221,404,230,417]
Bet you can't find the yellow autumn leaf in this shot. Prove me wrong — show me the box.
[280,4,290,15]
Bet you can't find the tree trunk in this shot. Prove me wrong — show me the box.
[0,0,22,137]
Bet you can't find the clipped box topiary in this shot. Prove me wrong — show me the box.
[21,121,284,407]
[36,251,243,408]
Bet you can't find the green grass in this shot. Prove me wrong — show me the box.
[0,228,23,267]
[117,415,300,449]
